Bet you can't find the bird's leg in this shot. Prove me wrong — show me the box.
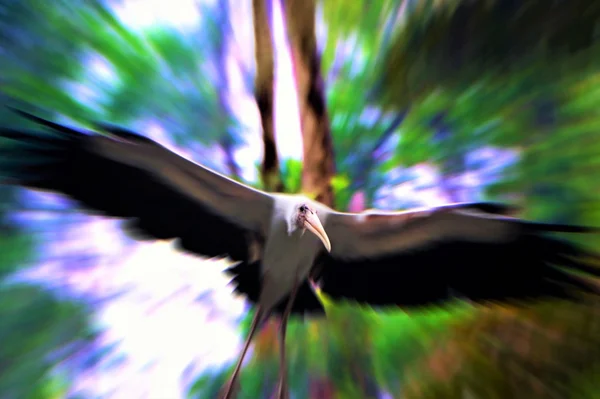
[276,279,299,399]
[218,305,265,399]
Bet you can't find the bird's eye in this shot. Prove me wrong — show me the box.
[299,205,307,212]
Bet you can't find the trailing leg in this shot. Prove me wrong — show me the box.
[218,305,264,399]
[276,279,299,399]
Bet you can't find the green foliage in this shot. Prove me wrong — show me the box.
[321,0,401,79]
[402,302,600,399]
[0,1,118,120]
[330,174,352,210]
[188,300,475,398]
[377,0,600,109]
[370,302,474,393]
[568,365,600,399]
[319,0,407,209]
[0,232,34,279]
[2,1,600,398]
[0,284,94,399]
[1,0,244,155]
[280,158,304,194]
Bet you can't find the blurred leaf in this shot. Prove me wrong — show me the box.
[0,232,33,279]
[0,284,93,398]
[281,158,303,194]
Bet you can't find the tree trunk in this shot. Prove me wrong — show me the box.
[280,0,336,207]
[254,0,284,192]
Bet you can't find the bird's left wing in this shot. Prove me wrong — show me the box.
[317,204,600,308]
[0,109,274,262]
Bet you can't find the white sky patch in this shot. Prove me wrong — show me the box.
[226,0,256,78]
[315,2,328,53]
[87,54,119,84]
[271,0,304,161]
[222,0,264,183]
[234,141,261,182]
[50,240,248,399]
[112,0,203,30]
[64,81,103,111]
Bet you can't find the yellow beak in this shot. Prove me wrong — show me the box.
[304,211,332,252]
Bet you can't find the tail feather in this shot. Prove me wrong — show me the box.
[526,221,600,234]
[542,238,600,278]
[545,266,600,295]
[0,109,81,188]
[225,261,325,318]
[552,254,600,278]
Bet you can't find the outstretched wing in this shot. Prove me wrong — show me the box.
[317,205,600,308]
[0,109,274,262]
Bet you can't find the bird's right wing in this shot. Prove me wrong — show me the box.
[317,204,600,308]
[0,109,274,262]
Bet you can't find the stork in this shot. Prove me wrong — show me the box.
[1,109,599,399]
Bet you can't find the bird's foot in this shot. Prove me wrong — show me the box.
[217,379,241,399]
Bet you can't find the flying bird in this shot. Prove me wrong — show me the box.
[1,109,599,399]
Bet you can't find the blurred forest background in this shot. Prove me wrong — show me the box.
[1,0,600,398]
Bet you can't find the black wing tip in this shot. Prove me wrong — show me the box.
[6,106,84,138]
[465,201,523,215]
[225,261,325,317]
[531,222,600,234]
[7,106,49,124]
[8,106,157,146]
[6,105,28,115]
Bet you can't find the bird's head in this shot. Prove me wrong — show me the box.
[294,203,331,252]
